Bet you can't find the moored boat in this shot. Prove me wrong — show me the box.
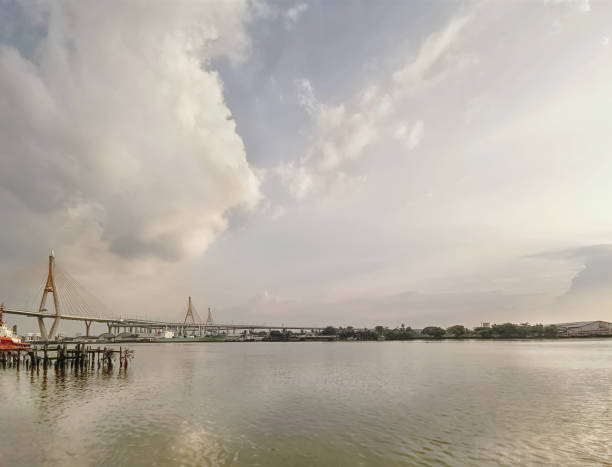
[0,305,30,350]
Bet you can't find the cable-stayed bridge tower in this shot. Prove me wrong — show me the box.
[184,296,196,325]
[38,250,60,340]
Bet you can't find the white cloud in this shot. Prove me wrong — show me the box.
[285,3,309,28]
[277,13,468,200]
[325,172,367,199]
[276,161,315,200]
[394,120,425,150]
[278,80,380,199]
[0,1,261,266]
[392,15,472,97]
[295,78,319,116]
[259,199,287,220]
[544,0,591,13]
[578,0,591,13]
[311,104,377,171]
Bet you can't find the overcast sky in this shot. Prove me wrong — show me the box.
[1,0,612,332]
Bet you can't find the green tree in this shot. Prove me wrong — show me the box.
[355,329,378,340]
[474,326,492,338]
[446,325,467,337]
[321,326,338,336]
[269,330,284,340]
[491,323,521,338]
[422,326,445,338]
[543,325,558,338]
[385,326,415,340]
[338,326,356,339]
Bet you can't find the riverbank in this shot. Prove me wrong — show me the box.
[25,321,612,345]
[32,334,612,346]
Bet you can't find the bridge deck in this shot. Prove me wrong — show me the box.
[2,308,325,331]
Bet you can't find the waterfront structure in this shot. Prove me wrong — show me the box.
[1,251,325,340]
[554,321,612,337]
[24,333,42,342]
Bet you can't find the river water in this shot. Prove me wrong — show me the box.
[1,340,612,466]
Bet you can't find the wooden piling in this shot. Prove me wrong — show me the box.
[1,343,133,373]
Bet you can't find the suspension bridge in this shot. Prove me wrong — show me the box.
[1,251,324,341]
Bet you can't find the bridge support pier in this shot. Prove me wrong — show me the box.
[37,316,60,341]
[38,317,48,341]
[85,320,92,337]
[48,317,60,340]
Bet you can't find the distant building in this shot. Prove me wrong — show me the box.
[155,330,174,339]
[480,322,490,328]
[24,332,42,342]
[97,332,116,342]
[554,321,612,337]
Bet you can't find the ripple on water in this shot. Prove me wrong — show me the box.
[2,341,612,466]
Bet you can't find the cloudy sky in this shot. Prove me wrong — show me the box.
[1,0,612,331]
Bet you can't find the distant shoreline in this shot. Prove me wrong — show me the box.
[40,334,612,345]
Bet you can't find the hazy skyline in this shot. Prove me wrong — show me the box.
[2,0,612,330]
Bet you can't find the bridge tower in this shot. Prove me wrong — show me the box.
[184,296,196,325]
[206,307,214,326]
[38,250,60,340]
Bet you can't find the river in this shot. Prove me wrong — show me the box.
[1,340,611,466]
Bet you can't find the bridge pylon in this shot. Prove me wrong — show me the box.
[38,250,60,340]
[184,296,196,325]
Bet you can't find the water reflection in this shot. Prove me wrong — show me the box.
[2,341,612,466]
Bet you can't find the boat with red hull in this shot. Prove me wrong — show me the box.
[0,305,30,350]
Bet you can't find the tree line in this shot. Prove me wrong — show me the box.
[318,322,559,340]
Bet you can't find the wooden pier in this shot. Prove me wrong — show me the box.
[0,344,134,371]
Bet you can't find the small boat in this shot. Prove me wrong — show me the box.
[0,305,30,350]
